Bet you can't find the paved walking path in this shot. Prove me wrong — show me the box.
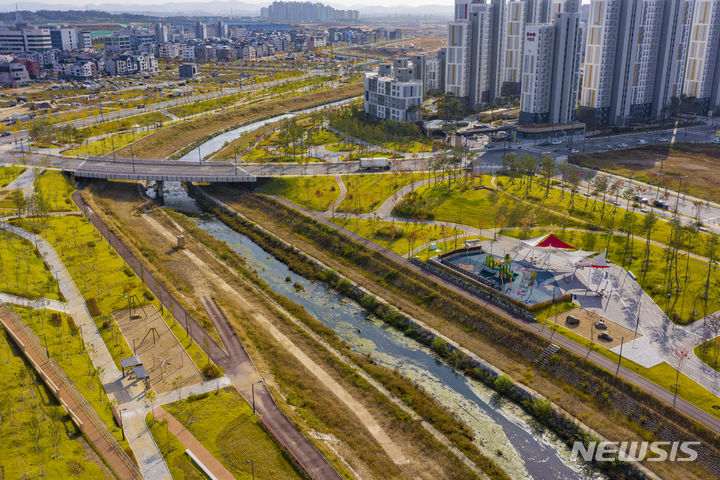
[153,408,236,480]
[0,292,70,314]
[326,175,347,214]
[5,166,39,194]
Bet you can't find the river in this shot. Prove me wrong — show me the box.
[182,209,605,480]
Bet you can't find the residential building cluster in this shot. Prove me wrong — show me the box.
[377,0,720,129]
[580,0,720,125]
[0,17,392,87]
[364,57,425,122]
[261,1,359,23]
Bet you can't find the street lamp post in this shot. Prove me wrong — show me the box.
[246,460,255,480]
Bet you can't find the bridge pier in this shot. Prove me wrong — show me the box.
[156,180,164,205]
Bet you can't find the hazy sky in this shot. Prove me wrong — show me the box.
[10,0,592,6]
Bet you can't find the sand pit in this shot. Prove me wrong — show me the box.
[547,308,640,349]
[113,306,202,392]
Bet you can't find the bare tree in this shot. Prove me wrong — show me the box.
[672,346,690,406]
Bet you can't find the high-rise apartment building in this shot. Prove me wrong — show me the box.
[519,8,583,125]
[154,23,169,43]
[500,1,527,95]
[445,1,496,109]
[682,0,720,114]
[652,0,695,119]
[364,59,423,123]
[580,0,718,125]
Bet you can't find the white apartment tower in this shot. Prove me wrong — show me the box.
[682,0,720,113]
[519,9,583,124]
[445,20,472,98]
[652,0,696,118]
[580,0,622,124]
[520,24,556,123]
[500,1,527,96]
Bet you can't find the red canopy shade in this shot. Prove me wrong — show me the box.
[535,234,575,250]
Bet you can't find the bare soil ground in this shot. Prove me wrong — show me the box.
[570,143,720,203]
[548,307,639,349]
[114,306,202,392]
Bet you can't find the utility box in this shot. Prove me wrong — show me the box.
[177,235,185,249]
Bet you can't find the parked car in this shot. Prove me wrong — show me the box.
[637,139,648,145]
[658,137,670,143]
[570,148,580,154]
[551,139,562,145]
[711,138,720,144]
[617,142,629,148]
[603,144,613,150]
[634,195,649,204]
[0,131,11,137]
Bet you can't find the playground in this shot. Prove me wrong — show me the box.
[113,305,203,393]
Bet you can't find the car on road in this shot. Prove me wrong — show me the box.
[570,148,580,154]
[653,199,670,210]
[637,139,648,145]
[617,142,629,148]
[538,141,551,147]
[0,131,11,137]
[551,139,562,145]
[603,144,613,150]
[711,138,720,144]
[634,195,649,204]
[658,137,670,142]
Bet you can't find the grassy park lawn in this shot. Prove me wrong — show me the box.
[338,172,437,214]
[78,111,169,139]
[502,228,719,324]
[570,143,720,203]
[259,176,340,211]
[0,329,110,480]
[306,128,340,146]
[9,214,213,370]
[11,306,128,446]
[0,229,60,300]
[393,178,584,231]
[325,142,359,152]
[499,176,710,255]
[64,130,156,157]
[161,389,304,480]
[694,340,720,374]
[35,170,77,212]
[380,140,433,153]
[331,217,464,256]
[0,166,25,188]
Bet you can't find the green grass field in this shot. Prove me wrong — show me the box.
[259,176,340,211]
[499,175,711,256]
[35,170,77,212]
[162,389,303,480]
[694,339,720,374]
[0,229,60,300]
[12,306,128,446]
[64,130,157,157]
[0,166,25,188]
[393,177,584,232]
[338,172,436,214]
[0,328,111,479]
[331,217,464,256]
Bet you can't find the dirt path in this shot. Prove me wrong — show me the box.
[142,213,408,468]
[141,214,345,479]
[153,408,235,480]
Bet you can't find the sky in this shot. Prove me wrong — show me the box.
[7,0,592,7]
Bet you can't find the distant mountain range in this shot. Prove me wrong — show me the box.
[0,2,452,19]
